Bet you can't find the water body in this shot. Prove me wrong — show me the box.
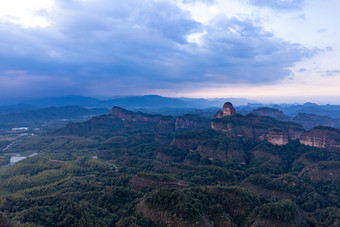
[9,153,38,165]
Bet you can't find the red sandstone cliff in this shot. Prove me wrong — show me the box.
[211,103,340,149]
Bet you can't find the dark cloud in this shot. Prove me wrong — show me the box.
[0,0,316,98]
[246,0,305,11]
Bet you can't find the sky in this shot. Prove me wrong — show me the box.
[0,0,339,104]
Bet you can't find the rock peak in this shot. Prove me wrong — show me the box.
[223,102,236,116]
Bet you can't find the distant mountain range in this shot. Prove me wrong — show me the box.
[240,103,340,130]
[238,102,340,118]
[0,95,255,110]
[0,103,37,115]
[3,95,340,130]
[0,106,109,127]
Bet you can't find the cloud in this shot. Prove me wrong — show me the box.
[317,28,328,33]
[320,70,340,77]
[246,0,305,11]
[185,17,317,83]
[0,0,317,98]
[181,0,215,3]
[0,70,77,98]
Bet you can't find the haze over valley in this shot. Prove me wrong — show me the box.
[1,0,340,226]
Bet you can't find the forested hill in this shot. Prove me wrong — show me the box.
[0,107,340,226]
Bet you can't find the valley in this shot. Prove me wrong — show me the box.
[0,102,340,226]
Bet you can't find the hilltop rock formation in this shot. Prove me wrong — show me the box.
[212,102,340,149]
[223,102,236,116]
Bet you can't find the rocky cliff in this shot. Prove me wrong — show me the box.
[211,102,340,149]
[111,107,174,124]
[110,107,211,131]
[211,111,303,146]
[299,126,340,148]
[223,102,236,116]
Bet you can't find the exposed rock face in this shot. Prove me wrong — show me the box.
[211,119,233,132]
[223,102,236,116]
[111,107,174,124]
[299,126,340,148]
[211,112,300,146]
[111,107,210,131]
[211,103,340,149]
[251,107,290,121]
[267,129,289,146]
[287,129,303,140]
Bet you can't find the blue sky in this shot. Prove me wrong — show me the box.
[0,0,339,103]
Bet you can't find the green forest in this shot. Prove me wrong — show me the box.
[1,110,340,226]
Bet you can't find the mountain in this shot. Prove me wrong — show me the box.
[10,95,255,110]
[251,107,290,121]
[281,103,340,118]
[57,107,211,137]
[1,103,340,226]
[0,106,109,126]
[22,96,102,108]
[237,102,340,129]
[292,113,340,130]
[0,103,37,115]
[211,103,340,149]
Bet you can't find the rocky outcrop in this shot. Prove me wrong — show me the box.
[251,107,290,121]
[223,102,236,116]
[171,130,247,163]
[111,107,210,131]
[211,113,301,146]
[211,103,340,149]
[111,107,174,124]
[267,129,289,146]
[211,118,233,132]
[299,126,340,148]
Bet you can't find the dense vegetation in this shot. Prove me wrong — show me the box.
[1,110,340,226]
